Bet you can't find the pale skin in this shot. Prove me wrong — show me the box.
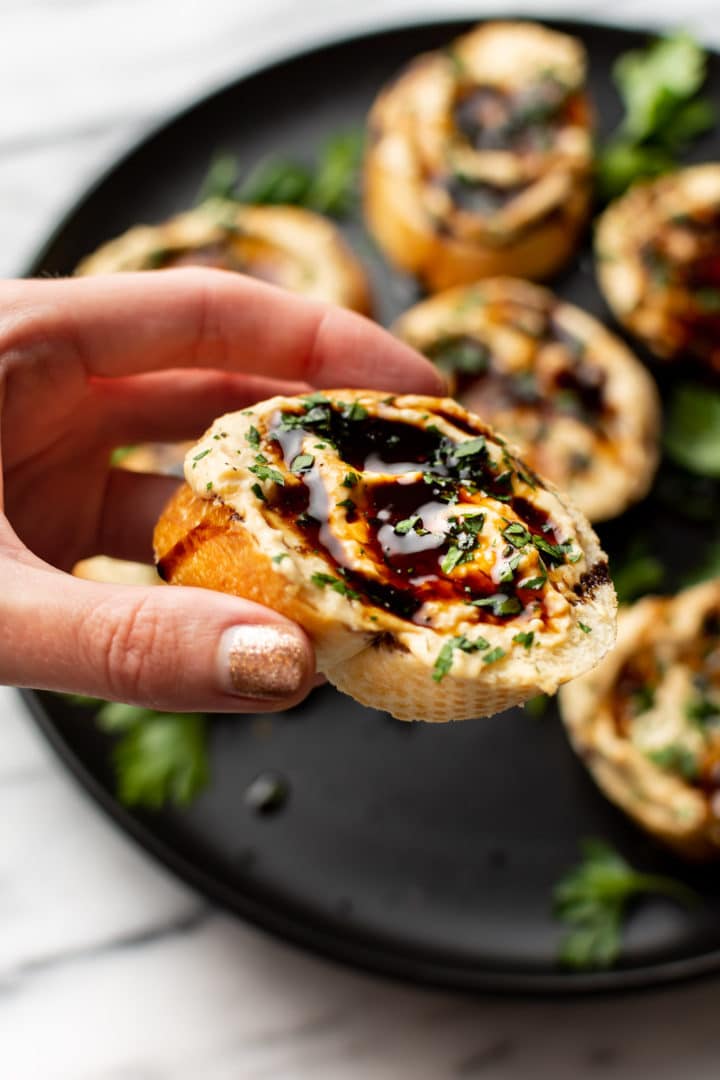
[0,269,443,713]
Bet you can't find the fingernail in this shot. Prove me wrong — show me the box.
[219,625,309,700]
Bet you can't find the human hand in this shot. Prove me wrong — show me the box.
[0,269,442,711]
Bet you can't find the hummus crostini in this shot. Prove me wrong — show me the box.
[154,390,616,722]
[364,21,593,291]
[77,200,371,313]
[394,279,660,522]
[596,164,720,369]
[560,581,720,859]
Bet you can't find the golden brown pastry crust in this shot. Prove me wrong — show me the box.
[596,164,720,368]
[364,21,593,291]
[560,581,720,859]
[76,200,371,313]
[393,278,660,522]
[154,390,616,722]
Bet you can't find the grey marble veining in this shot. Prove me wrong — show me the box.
[2,2,720,1076]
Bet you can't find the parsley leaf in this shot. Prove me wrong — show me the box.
[482,646,506,664]
[96,703,209,809]
[200,131,363,218]
[596,34,715,200]
[290,453,315,473]
[249,454,285,486]
[554,839,697,970]
[647,744,699,781]
[342,472,359,488]
[502,522,531,549]
[311,572,360,600]
[432,634,490,682]
[245,425,260,449]
[664,384,720,478]
[471,594,522,616]
[513,631,534,649]
[394,515,427,536]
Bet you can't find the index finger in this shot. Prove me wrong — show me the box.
[2,270,445,395]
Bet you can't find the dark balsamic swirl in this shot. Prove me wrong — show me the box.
[258,396,576,626]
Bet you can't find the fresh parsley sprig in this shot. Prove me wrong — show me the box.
[197,130,364,218]
[554,839,697,970]
[60,696,211,810]
[596,33,715,200]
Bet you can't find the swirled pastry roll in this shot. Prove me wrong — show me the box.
[364,21,593,291]
[154,391,616,722]
[394,279,660,522]
[596,164,720,368]
[76,200,371,313]
[560,582,720,859]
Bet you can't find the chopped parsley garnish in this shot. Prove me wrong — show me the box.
[394,515,428,536]
[519,573,547,590]
[513,631,534,649]
[647,744,699,781]
[191,448,211,467]
[482,647,506,665]
[533,536,577,563]
[578,622,592,634]
[206,481,213,492]
[471,594,522,616]
[337,498,356,512]
[440,546,466,575]
[340,401,369,421]
[251,482,266,502]
[272,553,288,563]
[249,454,285,486]
[440,512,486,574]
[498,554,521,584]
[311,572,360,600]
[290,453,315,473]
[502,522,532,549]
[554,838,697,970]
[432,634,490,682]
[245,425,260,449]
[454,436,487,459]
[342,471,359,488]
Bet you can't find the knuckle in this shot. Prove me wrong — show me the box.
[86,592,167,704]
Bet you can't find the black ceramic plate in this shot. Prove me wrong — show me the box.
[22,19,720,993]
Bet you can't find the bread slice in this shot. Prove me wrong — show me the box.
[154,390,616,721]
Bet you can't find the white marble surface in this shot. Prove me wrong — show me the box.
[3,1,720,1076]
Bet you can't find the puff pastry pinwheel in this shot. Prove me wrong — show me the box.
[560,581,720,859]
[76,200,370,313]
[394,278,660,522]
[363,21,593,291]
[154,390,616,722]
[596,164,720,369]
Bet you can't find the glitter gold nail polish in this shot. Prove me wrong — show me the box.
[220,625,309,699]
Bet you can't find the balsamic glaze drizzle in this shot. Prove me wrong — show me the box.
[263,398,571,625]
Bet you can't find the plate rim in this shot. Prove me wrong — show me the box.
[19,15,720,995]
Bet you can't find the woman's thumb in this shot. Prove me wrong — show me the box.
[1,563,315,712]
